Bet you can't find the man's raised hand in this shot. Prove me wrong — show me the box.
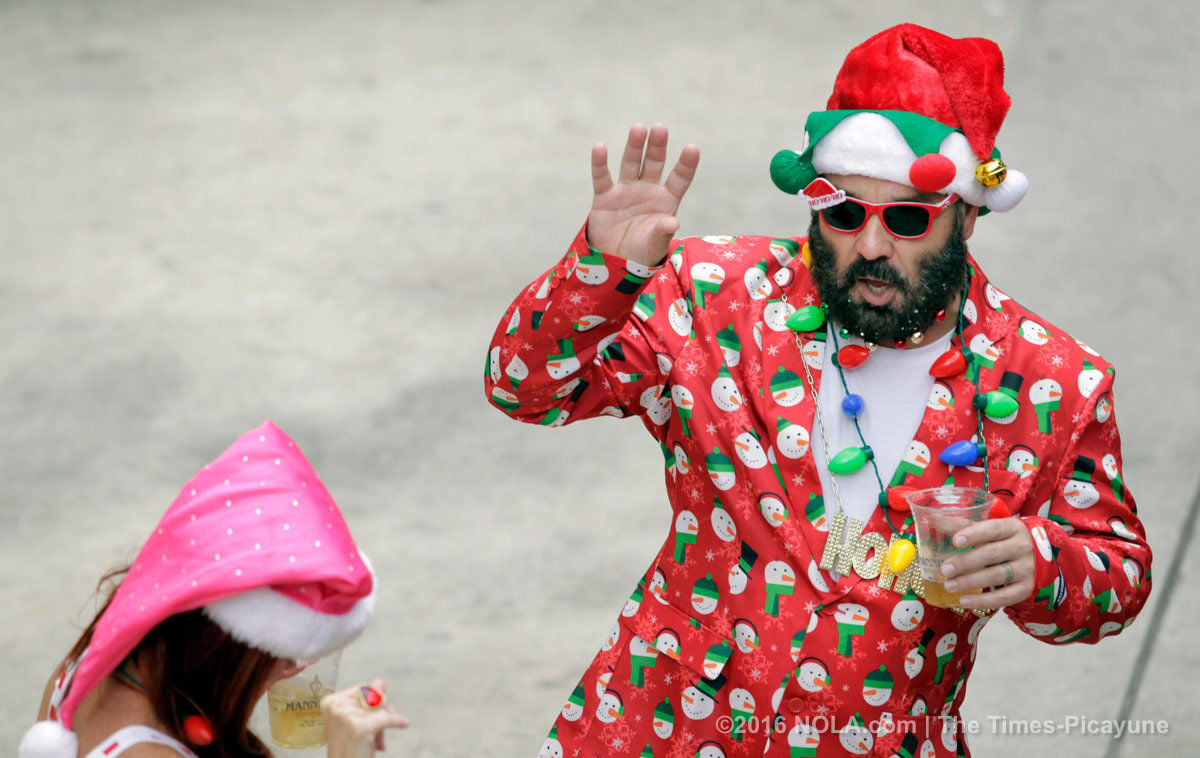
[587,123,700,267]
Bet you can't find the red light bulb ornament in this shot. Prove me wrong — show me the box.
[989,496,1012,519]
[929,348,969,378]
[835,344,871,369]
[885,485,916,511]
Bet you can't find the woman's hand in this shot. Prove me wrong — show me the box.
[321,679,409,758]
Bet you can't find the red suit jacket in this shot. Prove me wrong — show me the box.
[485,226,1151,757]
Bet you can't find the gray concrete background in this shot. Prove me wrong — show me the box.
[1,1,1196,756]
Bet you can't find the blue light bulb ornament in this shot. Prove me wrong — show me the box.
[841,393,865,419]
[829,445,873,474]
[939,440,987,467]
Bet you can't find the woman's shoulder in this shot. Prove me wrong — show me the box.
[118,742,194,758]
[80,725,199,758]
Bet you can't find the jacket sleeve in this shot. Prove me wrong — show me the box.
[484,222,690,431]
[1004,368,1152,644]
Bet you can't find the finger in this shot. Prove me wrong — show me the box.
[639,123,670,183]
[663,143,701,201]
[951,517,1019,549]
[591,142,613,196]
[618,124,649,183]
[956,580,1033,611]
[360,707,410,733]
[647,215,681,259]
[941,537,1016,577]
[944,556,1031,593]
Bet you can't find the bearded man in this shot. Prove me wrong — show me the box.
[484,24,1150,758]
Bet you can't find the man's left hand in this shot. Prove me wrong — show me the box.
[939,518,1035,610]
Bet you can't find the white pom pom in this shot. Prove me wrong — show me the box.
[983,168,1029,212]
[19,721,78,758]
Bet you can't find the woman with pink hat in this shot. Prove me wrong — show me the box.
[19,421,407,758]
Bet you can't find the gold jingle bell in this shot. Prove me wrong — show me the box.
[975,158,1007,188]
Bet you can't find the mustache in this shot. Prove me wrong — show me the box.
[842,257,908,291]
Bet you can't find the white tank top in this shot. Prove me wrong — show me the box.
[40,656,199,758]
[811,326,954,525]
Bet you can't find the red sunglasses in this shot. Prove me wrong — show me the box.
[820,193,960,240]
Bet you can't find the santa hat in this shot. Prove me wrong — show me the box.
[771,24,1029,213]
[21,421,376,757]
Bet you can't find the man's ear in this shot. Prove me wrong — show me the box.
[961,205,981,240]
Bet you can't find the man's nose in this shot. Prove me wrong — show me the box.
[853,214,895,260]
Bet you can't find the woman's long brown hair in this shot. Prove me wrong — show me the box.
[65,567,282,758]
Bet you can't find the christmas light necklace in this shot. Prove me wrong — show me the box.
[780,267,1014,573]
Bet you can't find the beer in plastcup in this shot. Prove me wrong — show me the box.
[267,652,341,749]
[906,487,993,609]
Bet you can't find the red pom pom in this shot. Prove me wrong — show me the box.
[182,715,215,747]
[908,153,956,192]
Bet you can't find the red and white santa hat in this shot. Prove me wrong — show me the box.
[771,23,1029,213]
[20,421,376,757]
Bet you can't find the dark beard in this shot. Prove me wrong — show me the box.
[807,210,969,344]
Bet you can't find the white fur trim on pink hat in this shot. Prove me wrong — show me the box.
[202,551,377,662]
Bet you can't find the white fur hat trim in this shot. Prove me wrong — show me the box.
[202,551,377,662]
[811,112,1027,211]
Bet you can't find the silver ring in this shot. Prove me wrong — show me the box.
[1000,562,1015,586]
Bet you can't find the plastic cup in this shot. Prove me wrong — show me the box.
[266,651,341,749]
[907,487,993,608]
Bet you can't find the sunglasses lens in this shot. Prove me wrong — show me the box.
[882,206,932,238]
[822,201,867,232]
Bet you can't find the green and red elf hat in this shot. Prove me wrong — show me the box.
[770,24,1028,214]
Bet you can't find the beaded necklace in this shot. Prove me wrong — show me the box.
[780,268,1012,573]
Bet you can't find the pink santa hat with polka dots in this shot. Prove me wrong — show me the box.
[39,420,376,734]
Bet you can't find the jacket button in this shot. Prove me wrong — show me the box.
[787,698,804,714]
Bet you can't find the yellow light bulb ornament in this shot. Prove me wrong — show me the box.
[886,536,917,573]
